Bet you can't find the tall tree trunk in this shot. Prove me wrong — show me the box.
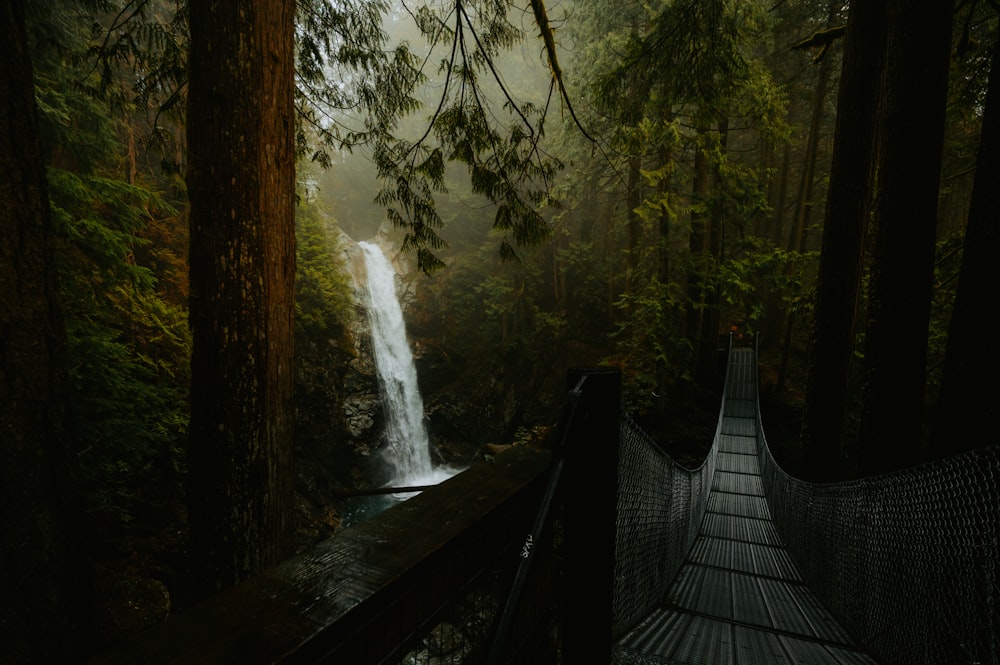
[799,0,888,481]
[770,142,792,248]
[760,140,791,350]
[0,1,89,659]
[932,29,1000,459]
[187,0,297,596]
[776,50,833,394]
[859,0,954,475]
[656,140,674,406]
[686,129,711,373]
[697,118,728,386]
[625,153,642,297]
[657,144,672,287]
[787,55,831,256]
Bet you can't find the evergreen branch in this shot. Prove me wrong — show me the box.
[95,0,147,51]
[401,2,461,164]
[458,2,535,136]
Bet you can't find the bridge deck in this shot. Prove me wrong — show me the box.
[615,349,880,665]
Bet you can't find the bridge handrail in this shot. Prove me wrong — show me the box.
[751,341,1000,665]
[87,446,555,665]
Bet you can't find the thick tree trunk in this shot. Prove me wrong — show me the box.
[0,1,89,659]
[859,0,954,475]
[187,0,297,596]
[932,31,1000,458]
[799,1,888,481]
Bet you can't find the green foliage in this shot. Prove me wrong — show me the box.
[719,236,818,331]
[79,0,188,115]
[365,0,562,272]
[294,196,355,341]
[296,0,424,158]
[595,0,769,119]
[48,165,190,535]
[28,0,191,547]
[607,278,690,409]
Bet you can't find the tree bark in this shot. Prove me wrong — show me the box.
[859,0,954,475]
[799,0,888,481]
[0,1,89,659]
[187,0,297,596]
[932,29,1000,458]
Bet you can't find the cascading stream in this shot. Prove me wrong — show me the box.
[359,241,455,489]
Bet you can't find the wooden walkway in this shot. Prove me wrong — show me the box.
[615,349,879,665]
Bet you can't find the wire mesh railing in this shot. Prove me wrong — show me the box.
[751,346,1000,665]
[611,337,734,637]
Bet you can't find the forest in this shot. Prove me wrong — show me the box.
[1,0,997,661]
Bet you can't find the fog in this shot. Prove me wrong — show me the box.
[308,0,559,249]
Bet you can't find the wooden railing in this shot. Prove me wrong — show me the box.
[88,367,623,665]
[88,446,555,664]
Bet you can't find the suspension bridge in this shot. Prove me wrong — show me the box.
[614,346,878,664]
[90,339,1000,665]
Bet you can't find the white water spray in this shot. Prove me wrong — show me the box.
[359,241,456,489]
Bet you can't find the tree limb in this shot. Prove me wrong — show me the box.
[790,24,846,63]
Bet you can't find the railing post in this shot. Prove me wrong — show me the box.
[561,367,621,663]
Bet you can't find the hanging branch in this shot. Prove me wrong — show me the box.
[529,0,596,143]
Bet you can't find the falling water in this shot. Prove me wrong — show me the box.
[359,241,455,489]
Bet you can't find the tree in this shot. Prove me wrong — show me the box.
[0,0,89,659]
[859,0,955,474]
[186,0,297,596]
[933,17,1000,458]
[799,0,886,481]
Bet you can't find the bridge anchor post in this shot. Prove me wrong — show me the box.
[561,367,621,664]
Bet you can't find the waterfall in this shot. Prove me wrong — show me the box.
[359,241,454,489]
